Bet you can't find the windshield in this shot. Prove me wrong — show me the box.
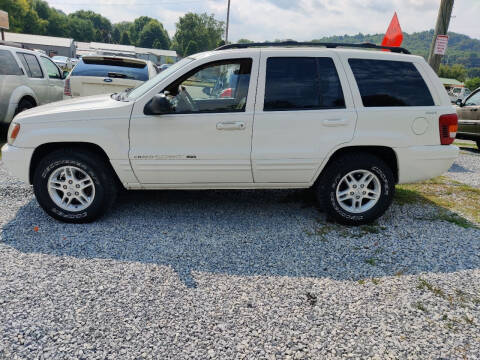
[127,57,194,100]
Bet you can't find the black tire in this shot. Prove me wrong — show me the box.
[476,141,480,150]
[14,98,35,116]
[315,153,395,226]
[33,149,117,223]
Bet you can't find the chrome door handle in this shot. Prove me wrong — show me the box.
[322,118,348,127]
[216,121,246,130]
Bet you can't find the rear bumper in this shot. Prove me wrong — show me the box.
[1,144,34,184]
[396,145,458,184]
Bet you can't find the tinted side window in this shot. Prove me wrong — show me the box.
[349,59,434,107]
[264,57,345,111]
[0,50,23,75]
[20,53,44,78]
[71,59,149,81]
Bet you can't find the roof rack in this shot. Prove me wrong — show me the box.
[216,41,411,54]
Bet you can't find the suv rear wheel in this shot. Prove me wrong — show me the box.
[476,141,480,150]
[315,154,395,225]
[33,149,117,223]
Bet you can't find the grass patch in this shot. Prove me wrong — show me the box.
[396,176,480,227]
[364,257,377,266]
[417,278,445,298]
[413,301,427,312]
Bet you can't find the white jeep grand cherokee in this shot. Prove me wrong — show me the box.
[1,42,459,225]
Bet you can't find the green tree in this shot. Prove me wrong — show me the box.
[439,64,468,82]
[120,31,131,45]
[68,16,95,42]
[184,40,199,56]
[112,27,120,44]
[237,38,254,44]
[130,16,155,44]
[137,19,170,49]
[70,10,112,42]
[46,9,68,37]
[465,77,480,91]
[172,13,224,57]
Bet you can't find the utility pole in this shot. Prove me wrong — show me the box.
[428,0,454,73]
[225,0,231,44]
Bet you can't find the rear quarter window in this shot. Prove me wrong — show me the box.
[348,59,434,107]
[0,50,23,75]
[71,58,149,81]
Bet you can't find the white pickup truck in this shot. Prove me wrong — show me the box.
[2,42,459,225]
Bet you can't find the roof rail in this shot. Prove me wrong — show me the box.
[216,41,411,54]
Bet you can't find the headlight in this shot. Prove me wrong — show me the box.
[7,123,21,145]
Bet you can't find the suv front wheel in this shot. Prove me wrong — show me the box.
[316,154,395,225]
[33,149,117,223]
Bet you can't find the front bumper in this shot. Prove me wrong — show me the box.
[1,144,35,184]
[396,145,459,184]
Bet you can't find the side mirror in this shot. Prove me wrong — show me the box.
[144,94,172,115]
[62,70,69,79]
[455,98,463,107]
[202,87,212,96]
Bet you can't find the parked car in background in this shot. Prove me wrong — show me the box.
[64,55,157,98]
[449,86,471,104]
[158,64,171,72]
[2,43,458,225]
[0,45,66,130]
[51,56,73,70]
[456,88,480,149]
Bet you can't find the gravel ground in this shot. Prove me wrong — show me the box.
[1,160,479,359]
[447,143,480,187]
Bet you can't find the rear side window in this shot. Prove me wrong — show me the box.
[71,58,149,81]
[0,50,23,75]
[264,57,345,111]
[349,59,434,107]
[17,53,44,78]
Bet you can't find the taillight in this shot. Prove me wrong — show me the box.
[8,123,20,145]
[439,113,458,145]
[64,78,71,96]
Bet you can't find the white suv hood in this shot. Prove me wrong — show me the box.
[13,94,133,124]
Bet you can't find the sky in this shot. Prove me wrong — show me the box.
[48,0,480,41]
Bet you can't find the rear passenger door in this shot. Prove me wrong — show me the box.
[16,52,49,104]
[252,51,357,183]
[40,56,64,102]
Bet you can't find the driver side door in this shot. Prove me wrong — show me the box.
[129,56,258,185]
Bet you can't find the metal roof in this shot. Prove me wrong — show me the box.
[439,77,464,86]
[4,32,73,48]
[89,42,136,54]
[135,47,177,57]
[75,41,177,58]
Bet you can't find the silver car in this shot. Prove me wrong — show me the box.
[0,45,66,129]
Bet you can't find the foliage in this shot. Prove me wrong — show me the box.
[0,0,171,49]
[171,13,224,56]
[312,30,480,69]
[120,31,131,45]
[465,77,480,91]
[137,20,170,49]
[439,64,468,82]
[237,38,254,44]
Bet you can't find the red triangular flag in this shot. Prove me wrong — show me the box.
[382,12,403,48]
